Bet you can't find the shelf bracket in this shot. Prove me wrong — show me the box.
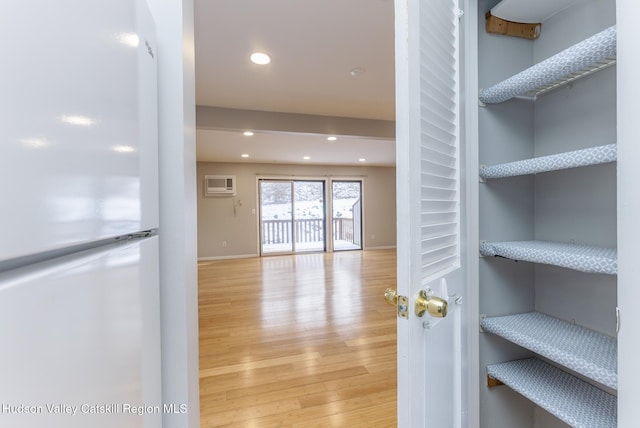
[478,92,486,108]
[485,12,541,40]
[487,375,504,388]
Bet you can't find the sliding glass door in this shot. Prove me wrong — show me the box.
[260,181,293,254]
[259,180,325,255]
[331,181,362,251]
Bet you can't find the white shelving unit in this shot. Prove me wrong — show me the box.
[478,1,618,426]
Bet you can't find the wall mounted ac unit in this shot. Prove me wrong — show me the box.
[205,175,236,196]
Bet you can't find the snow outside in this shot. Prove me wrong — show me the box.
[260,181,360,221]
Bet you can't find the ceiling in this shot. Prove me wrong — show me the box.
[193,0,396,166]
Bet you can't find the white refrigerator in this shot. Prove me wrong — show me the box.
[0,1,162,427]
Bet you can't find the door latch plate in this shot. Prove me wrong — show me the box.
[397,295,409,319]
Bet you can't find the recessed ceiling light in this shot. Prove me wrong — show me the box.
[303,156,311,160]
[327,136,337,141]
[250,52,271,65]
[241,154,249,158]
[243,131,254,136]
[359,158,367,162]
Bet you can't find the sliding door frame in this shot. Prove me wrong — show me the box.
[256,175,365,256]
[330,179,364,252]
[258,177,327,256]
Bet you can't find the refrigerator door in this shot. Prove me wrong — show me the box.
[0,236,161,428]
[0,0,158,262]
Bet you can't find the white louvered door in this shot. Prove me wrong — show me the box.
[395,0,466,426]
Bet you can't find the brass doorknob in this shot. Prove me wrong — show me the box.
[415,290,448,318]
[384,288,398,306]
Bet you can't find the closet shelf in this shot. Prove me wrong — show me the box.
[479,25,616,104]
[491,0,586,24]
[479,144,616,180]
[481,312,617,389]
[487,358,616,428]
[479,240,617,274]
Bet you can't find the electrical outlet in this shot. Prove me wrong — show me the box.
[222,241,227,247]
[371,234,375,240]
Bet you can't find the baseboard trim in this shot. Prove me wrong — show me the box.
[363,245,397,251]
[198,254,259,262]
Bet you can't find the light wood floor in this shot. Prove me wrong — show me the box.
[198,249,398,427]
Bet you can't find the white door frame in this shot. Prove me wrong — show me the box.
[461,0,480,425]
[617,3,640,425]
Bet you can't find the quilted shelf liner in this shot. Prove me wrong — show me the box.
[479,240,617,275]
[481,312,617,389]
[479,144,617,180]
[487,358,616,427]
[479,25,616,104]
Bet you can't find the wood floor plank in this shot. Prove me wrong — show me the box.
[292,404,398,428]
[298,379,395,408]
[199,352,323,378]
[215,389,395,427]
[224,366,371,400]
[202,397,303,426]
[199,249,397,427]
[202,383,327,415]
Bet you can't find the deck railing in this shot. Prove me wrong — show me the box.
[333,218,354,243]
[261,218,356,245]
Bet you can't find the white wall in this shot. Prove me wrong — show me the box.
[478,1,536,426]
[197,162,397,258]
[146,0,200,427]
[533,0,617,337]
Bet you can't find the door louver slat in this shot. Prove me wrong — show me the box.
[419,0,460,282]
